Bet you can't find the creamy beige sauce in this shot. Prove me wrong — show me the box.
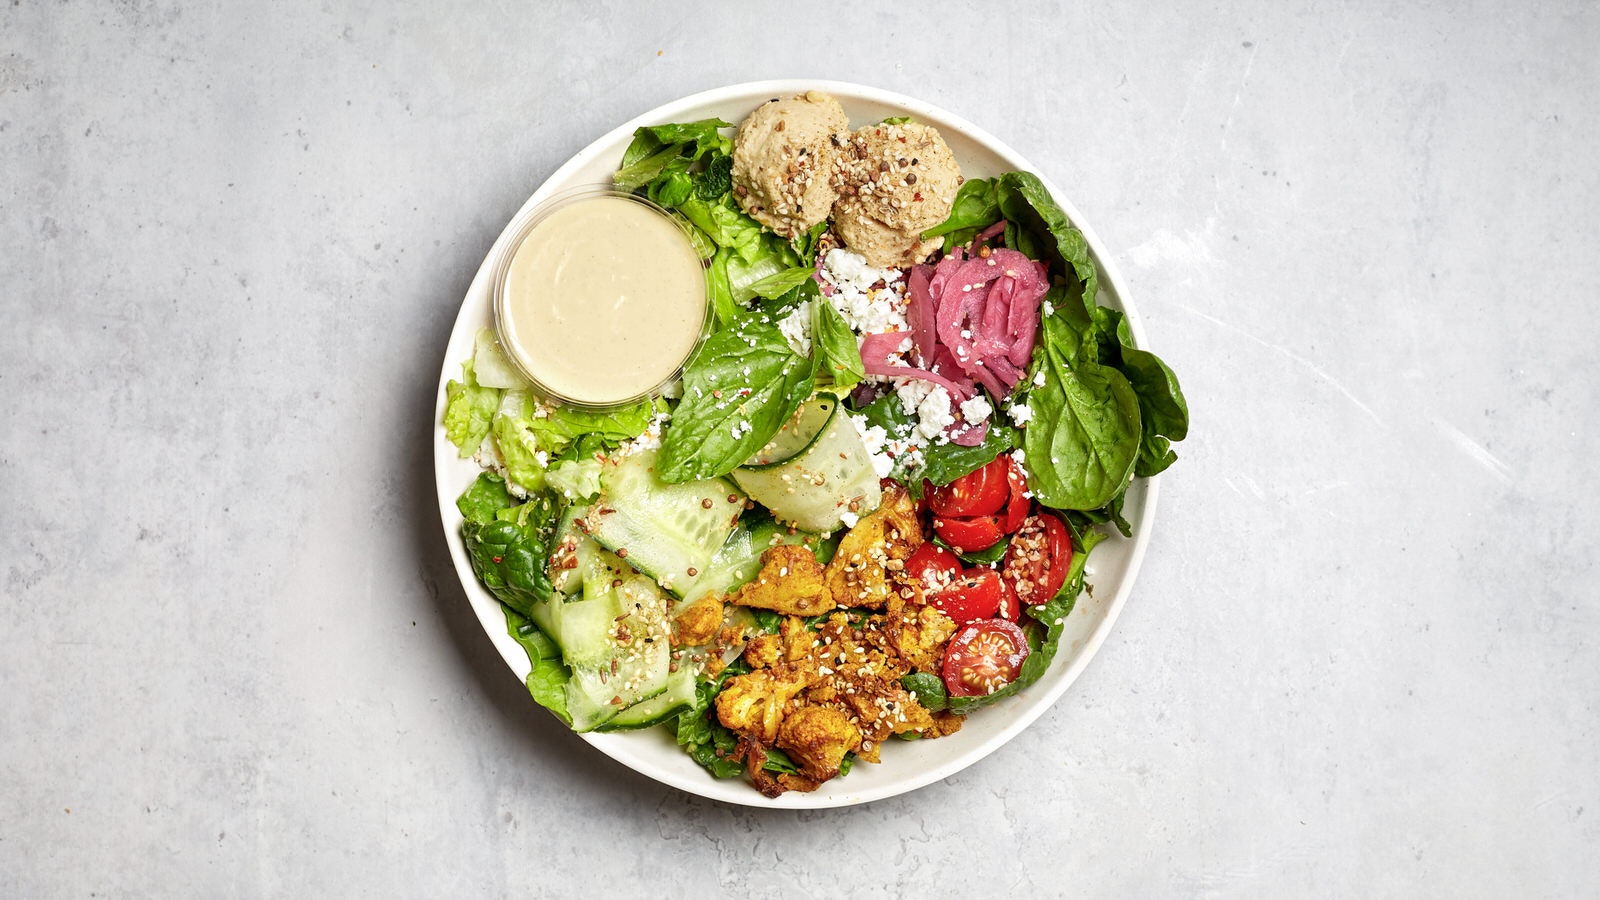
[498,195,706,405]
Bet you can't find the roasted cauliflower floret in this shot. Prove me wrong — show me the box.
[823,483,922,608]
[743,631,783,669]
[730,545,835,616]
[776,705,861,782]
[715,666,813,744]
[673,596,724,647]
[885,596,957,674]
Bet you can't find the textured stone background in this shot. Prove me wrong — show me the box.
[3,1,1596,896]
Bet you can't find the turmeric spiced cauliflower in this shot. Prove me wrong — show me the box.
[711,492,965,796]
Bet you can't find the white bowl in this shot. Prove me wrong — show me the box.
[432,80,1160,808]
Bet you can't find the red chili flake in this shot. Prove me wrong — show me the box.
[491,556,502,564]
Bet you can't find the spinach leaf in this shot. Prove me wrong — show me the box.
[941,535,1008,566]
[656,321,818,482]
[673,666,747,779]
[1090,307,1190,478]
[442,360,500,457]
[901,672,949,713]
[1021,314,1141,511]
[995,172,1098,332]
[505,608,572,725]
[921,421,1017,487]
[920,177,1001,248]
[457,472,517,524]
[459,485,560,619]
[811,298,865,392]
[857,393,1017,490]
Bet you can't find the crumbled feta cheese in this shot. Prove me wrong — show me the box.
[959,395,992,426]
[914,387,954,440]
[820,248,907,335]
[1008,402,1033,426]
[611,411,668,459]
[838,511,860,529]
[1032,369,1047,387]
[1042,299,1055,317]
[850,414,894,479]
[890,378,956,442]
[779,301,812,357]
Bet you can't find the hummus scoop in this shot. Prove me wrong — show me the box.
[730,91,850,238]
[830,121,962,267]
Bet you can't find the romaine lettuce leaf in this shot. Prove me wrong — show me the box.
[442,360,500,458]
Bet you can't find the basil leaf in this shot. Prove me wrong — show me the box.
[811,298,865,391]
[656,321,818,482]
[746,265,817,300]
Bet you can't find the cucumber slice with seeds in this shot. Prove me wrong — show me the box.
[732,397,881,533]
[586,450,744,597]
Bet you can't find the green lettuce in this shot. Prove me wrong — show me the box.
[506,607,572,725]
[442,360,500,457]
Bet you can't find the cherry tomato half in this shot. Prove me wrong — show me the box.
[928,569,1004,624]
[927,457,1010,518]
[995,577,1023,622]
[999,456,1031,534]
[941,619,1031,697]
[904,542,962,594]
[1000,513,1074,609]
[933,515,1004,555]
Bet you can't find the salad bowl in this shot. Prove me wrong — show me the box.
[433,80,1161,807]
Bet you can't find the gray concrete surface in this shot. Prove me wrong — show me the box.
[3,1,1596,896]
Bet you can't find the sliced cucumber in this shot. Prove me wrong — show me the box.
[548,504,588,597]
[586,450,744,597]
[564,574,673,733]
[682,512,827,604]
[546,590,621,669]
[743,395,836,467]
[599,667,698,731]
[564,676,620,732]
[731,398,882,533]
